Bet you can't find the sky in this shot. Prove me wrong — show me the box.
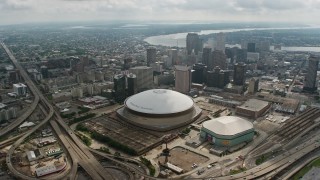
[1,0,320,25]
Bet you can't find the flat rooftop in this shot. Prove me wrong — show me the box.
[237,99,269,112]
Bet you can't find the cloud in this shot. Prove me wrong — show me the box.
[0,0,319,25]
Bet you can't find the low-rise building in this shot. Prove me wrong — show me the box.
[236,99,270,119]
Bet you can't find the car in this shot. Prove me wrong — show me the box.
[207,165,212,169]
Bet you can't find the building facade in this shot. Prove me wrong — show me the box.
[303,55,319,92]
[175,65,192,94]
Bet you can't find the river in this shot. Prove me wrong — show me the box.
[144,26,320,52]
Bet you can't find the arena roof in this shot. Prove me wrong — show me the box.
[125,89,194,115]
[202,116,253,136]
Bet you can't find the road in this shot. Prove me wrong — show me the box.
[1,42,115,180]
[0,43,39,137]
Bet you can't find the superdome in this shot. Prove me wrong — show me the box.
[125,89,194,115]
[202,116,253,136]
[117,89,202,131]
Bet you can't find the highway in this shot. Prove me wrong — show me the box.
[0,43,39,137]
[1,42,115,180]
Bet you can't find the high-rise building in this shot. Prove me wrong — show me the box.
[236,49,247,63]
[247,43,256,53]
[146,47,156,66]
[248,77,259,94]
[129,66,153,92]
[211,50,227,70]
[202,47,212,67]
[40,66,49,79]
[175,65,192,94]
[127,73,136,96]
[192,63,207,84]
[259,41,270,52]
[215,32,225,52]
[114,74,126,102]
[233,63,246,86]
[13,83,27,96]
[9,70,20,83]
[186,33,201,55]
[168,49,178,66]
[206,67,229,89]
[303,55,320,92]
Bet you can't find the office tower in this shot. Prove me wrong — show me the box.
[206,67,229,89]
[186,33,201,55]
[233,63,246,86]
[124,57,132,70]
[13,83,27,96]
[192,63,207,84]
[248,77,259,94]
[303,55,320,92]
[168,49,178,67]
[215,32,225,52]
[129,66,153,92]
[127,73,136,96]
[236,49,247,63]
[114,74,126,102]
[241,40,248,49]
[247,43,256,53]
[147,47,156,66]
[225,47,238,64]
[40,66,49,79]
[211,50,227,70]
[202,47,212,67]
[259,41,270,52]
[175,65,192,94]
[9,70,20,83]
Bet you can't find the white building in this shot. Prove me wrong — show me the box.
[13,83,27,96]
[129,66,153,92]
[174,65,191,94]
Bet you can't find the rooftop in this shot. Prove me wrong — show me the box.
[202,116,253,136]
[237,99,269,112]
[125,89,194,115]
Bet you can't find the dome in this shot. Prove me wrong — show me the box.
[202,116,253,136]
[125,89,194,115]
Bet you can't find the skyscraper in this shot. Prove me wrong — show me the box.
[168,49,178,66]
[247,43,256,53]
[127,73,137,96]
[175,65,192,94]
[147,47,156,66]
[129,66,153,92]
[114,74,126,102]
[202,47,212,67]
[192,63,207,84]
[211,50,227,70]
[215,32,225,52]
[303,55,319,92]
[233,63,246,86]
[186,33,201,55]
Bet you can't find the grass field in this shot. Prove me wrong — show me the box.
[293,157,320,180]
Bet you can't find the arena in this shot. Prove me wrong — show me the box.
[116,89,202,131]
[200,116,254,147]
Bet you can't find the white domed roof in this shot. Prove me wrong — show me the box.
[125,89,194,115]
[203,116,253,136]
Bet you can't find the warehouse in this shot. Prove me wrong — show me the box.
[235,99,270,119]
[200,116,254,147]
